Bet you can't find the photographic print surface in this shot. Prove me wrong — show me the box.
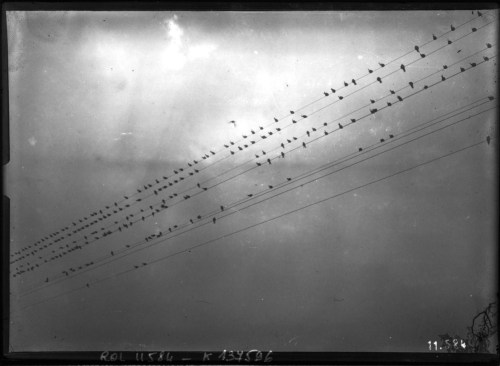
[5,8,498,353]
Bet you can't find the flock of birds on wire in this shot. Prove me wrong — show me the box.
[10,10,497,298]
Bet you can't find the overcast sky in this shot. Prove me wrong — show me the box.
[6,9,498,352]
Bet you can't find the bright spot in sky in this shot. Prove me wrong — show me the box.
[357,55,363,60]
[28,137,37,146]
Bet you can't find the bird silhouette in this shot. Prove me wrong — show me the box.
[229,120,236,127]
[268,185,273,189]
[409,81,414,88]
[400,64,406,72]
[324,131,329,135]
[487,43,492,48]
[414,45,419,52]
[441,75,446,81]
[352,79,357,85]
[338,96,344,100]
[351,118,356,123]
[220,206,224,211]
[478,11,482,16]
[290,110,295,114]
[368,68,373,73]
[358,147,363,152]
[389,134,394,138]
[274,117,279,122]
[331,88,336,93]
[251,129,256,134]
[451,24,455,31]
[281,143,285,149]
[242,135,247,139]
[276,128,281,131]
[443,65,448,69]
[344,81,348,87]
[45,277,48,283]
[292,119,297,124]
[287,178,292,181]
[306,131,310,137]
[230,150,235,155]
[302,142,307,148]
[432,34,437,40]
[261,135,267,139]
[238,146,243,151]
[267,158,272,165]
[248,194,253,197]
[488,96,495,101]
[484,56,490,61]
[230,141,235,145]
[370,108,377,114]
[397,96,403,101]
[262,150,266,155]
[370,99,375,104]
[197,215,202,219]
[212,218,216,224]
[380,138,385,143]
[323,122,328,126]
[387,102,392,107]
[419,53,425,58]
[377,77,382,83]
[457,49,462,53]
[390,89,395,94]
[301,115,307,118]
[256,162,261,166]
[338,123,343,129]
[470,63,477,67]
[487,136,491,145]
[460,67,465,72]
[281,151,285,158]
[447,39,452,44]
[324,92,329,96]
[379,62,385,67]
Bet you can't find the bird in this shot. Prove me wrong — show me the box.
[370,108,377,114]
[306,131,310,137]
[251,129,256,134]
[457,49,462,53]
[287,178,292,181]
[301,115,307,118]
[220,206,224,211]
[448,39,452,44]
[331,88,336,93]
[487,43,492,48]
[45,277,48,283]
[242,135,247,139]
[414,45,419,52]
[358,147,363,152]
[292,119,297,124]
[441,75,446,81]
[379,62,385,67]
[324,92,329,96]
[274,117,279,122]
[432,34,437,40]
[323,122,328,126]
[488,96,495,101]
[302,142,307,148]
[197,215,202,219]
[290,110,295,114]
[368,68,373,73]
[261,135,267,139]
[338,96,344,100]
[400,64,406,72]
[247,194,253,197]
[484,56,490,61]
[256,162,261,166]
[230,150,235,155]
[487,136,491,145]
[324,131,329,136]
[377,77,382,83]
[212,217,216,224]
[409,81,414,89]
[229,120,236,127]
[389,134,394,138]
[281,143,285,149]
[380,138,385,143]
[344,81,348,87]
[190,219,193,224]
[470,62,477,67]
[276,128,281,131]
[390,90,395,94]
[420,53,426,58]
[262,150,267,155]
[397,96,403,101]
[352,79,357,85]
[370,99,376,104]
[460,67,465,72]
[351,118,356,123]
[338,123,343,129]
[230,141,235,145]
[281,152,285,158]
[387,102,392,107]
[267,158,272,165]
[268,185,273,189]
[443,65,448,69]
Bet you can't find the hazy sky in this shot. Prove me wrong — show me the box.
[6,9,498,352]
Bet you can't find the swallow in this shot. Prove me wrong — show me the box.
[377,77,382,83]
[274,117,279,122]
[338,123,343,129]
[487,136,491,145]
[352,79,357,85]
[397,95,403,101]
[379,62,385,67]
[351,119,356,123]
[432,34,437,40]
[401,64,406,72]
[290,110,295,114]
[451,24,455,31]
[415,45,420,52]
[324,92,329,96]
[344,81,349,87]
[292,120,297,124]
[368,68,373,73]
[339,96,344,100]
[409,81,414,89]
[302,142,307,148]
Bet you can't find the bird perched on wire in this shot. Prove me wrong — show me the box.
[487,136,491,145]
[302,142,307,148]
[352,79,357,85]
[400,64,406,72]
[228,120,236,127]
[409,81,414,89]
[451,24,455,31]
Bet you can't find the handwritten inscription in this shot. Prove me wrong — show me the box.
[99,349,272,363]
